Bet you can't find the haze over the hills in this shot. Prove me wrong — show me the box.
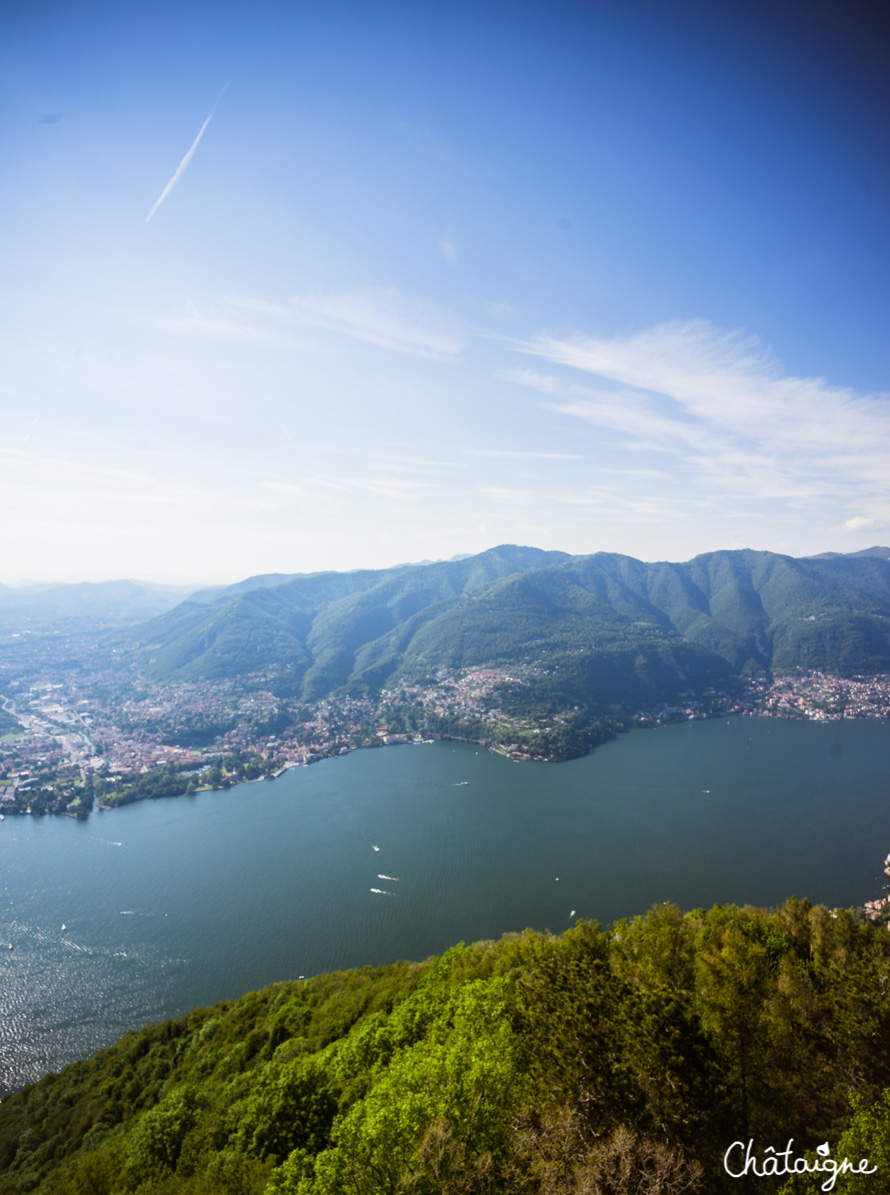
[0,579,197,627]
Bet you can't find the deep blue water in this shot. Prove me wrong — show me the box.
[1,715,888,1093]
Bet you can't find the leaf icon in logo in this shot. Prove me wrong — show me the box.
[816,1143,830,1157]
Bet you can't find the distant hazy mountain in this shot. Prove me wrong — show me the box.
[805,546,890,561]
[124,546,890,713]
[0,579,198,628]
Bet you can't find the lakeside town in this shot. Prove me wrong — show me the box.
[2,657,890,926]
[2,662,889,812]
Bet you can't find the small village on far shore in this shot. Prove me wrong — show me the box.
[1,664,888,797]
[2,662,890,924]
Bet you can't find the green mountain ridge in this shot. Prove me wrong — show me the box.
[126,547,890,715]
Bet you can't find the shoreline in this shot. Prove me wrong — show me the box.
[3,697,889,822]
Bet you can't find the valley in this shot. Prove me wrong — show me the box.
[2,545,890,817]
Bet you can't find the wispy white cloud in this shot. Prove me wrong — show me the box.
[142,287,466,361]
[548,486,689,523]
[315,475,431,501]
[509,319,890,520]
[146,302,306,349]
[494,367,562,393]
[284,287,465,359]
[189,289,466,360]
[367,457,466,473]
[439,238,457,264]
[467,448,586,460]
[145,86,227,223]
[0,444,247,520]
[596,466,673,479]
[474,477,688,525]
[259,481,311,497]
[843,516,889,533]
[475,485,535,505]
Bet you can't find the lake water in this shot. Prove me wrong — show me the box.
[1,715,889,1094]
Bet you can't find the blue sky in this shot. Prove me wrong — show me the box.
[3,0,888,583]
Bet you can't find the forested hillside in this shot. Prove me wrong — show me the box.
[3,900,890,1194]
[126,547,890,712]
[131,546,571,691]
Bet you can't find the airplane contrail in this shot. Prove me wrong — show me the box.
[145,85,227,223]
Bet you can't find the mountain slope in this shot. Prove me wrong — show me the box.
[131,546,571,690]
[2,902,889,1195]
[124,548,890,711]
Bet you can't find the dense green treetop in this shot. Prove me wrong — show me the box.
[3,899,890,1194]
